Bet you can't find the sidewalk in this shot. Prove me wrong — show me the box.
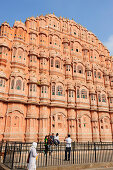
[37,162,113,170]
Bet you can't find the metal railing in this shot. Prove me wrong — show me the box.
[2,141,113,169]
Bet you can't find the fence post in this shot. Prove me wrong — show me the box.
[45,152,47,166]
[3,141,7,164]
[94,142,96,162]
[73,141,75,164]
[11,142,16,169]
[88,141,89,151]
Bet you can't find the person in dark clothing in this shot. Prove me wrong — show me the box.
[44,135,48,155]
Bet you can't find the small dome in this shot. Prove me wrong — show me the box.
[13,21,26,30]
[1,21,10,28]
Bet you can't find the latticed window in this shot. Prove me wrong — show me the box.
[55,60,60,68]
[66,65,71,71]
[98,94,101,102]
[23,82,25,91]
[77,89,80,98]
[51,58,54,67]
[16,80,21,90]
[0,79,3,87]
[77,65,83,74]
[11,79,14,89]
[33,56,37,63]
[33,84,36,92]
[52,85,55,95]
[30,84,32,91]
[94,71,96,78]
[56,86,63,96]
[49,36,52,44]
[74,65,76,73]
[91,95,93,100]
[3,80,5,87]
[69,90,74,97]
[81,89,87,99]
[102,94,106,102]
[41,86,47,93]
[110,98,113,103]
[98,72,101,79]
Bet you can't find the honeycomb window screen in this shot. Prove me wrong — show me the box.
[102,94,106,102]
[77,89,80,98]
[81,89,87,99]
[52,85,55,95]
[16,80,22,90]
[55,60,60,68]
[56,86,63,96]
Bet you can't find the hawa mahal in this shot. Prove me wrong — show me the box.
[0,14,113,142]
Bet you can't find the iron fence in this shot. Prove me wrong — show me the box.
[2,141,113,169]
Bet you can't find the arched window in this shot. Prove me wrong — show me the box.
[69,90,73,97]
[98,94,101,102]
[16,80,22,90]
[41,86,47,93]
[55,60,60,68]
[77,65,83,74]
[0,79,3,87]
[30,84,32,91]
[33,84,36,92]
[98,72,101,79]
[51,58,54,67]
[102,94,106,102]
[77,89,80,98]
[56,86,63,96]
[52,85,55,95]
[23,82,25,91]
[94,71,96,78]
[11,79,14,89]
[81,89,87,99]
[66,65,71,71]
[74,65,76,73]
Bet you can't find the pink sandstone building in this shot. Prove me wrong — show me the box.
[0,14,113,142]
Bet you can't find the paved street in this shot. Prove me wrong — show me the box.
[85,167,113,170]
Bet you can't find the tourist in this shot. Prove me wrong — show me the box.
[48,134,53,155]
[54,133,60,145]
[51,133,55,144]
[64,134,72,161]
[28,142,38,170]
[44,135,48,155]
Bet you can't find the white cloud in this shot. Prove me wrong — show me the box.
[104,35,113,56]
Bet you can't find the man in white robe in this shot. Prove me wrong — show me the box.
[28,142,38,170]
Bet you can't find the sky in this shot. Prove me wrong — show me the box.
[0,0,113,55]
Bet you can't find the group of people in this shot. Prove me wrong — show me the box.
[27,134,72,170]
[44,133,60,155]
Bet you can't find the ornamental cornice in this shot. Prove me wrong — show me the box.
[28,76,37,84]
[67,82,75,91]
[39,50,48,59]
[0,71,8,80]
[40,74,50,86]
[10,71,26,79]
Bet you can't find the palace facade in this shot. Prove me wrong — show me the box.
[0,14,113,142]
